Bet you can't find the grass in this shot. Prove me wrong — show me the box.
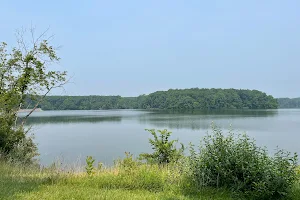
[1,160,300,199]
[0,161,233,200]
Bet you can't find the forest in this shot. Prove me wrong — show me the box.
[24,88,279,110]
[277,98,300,108]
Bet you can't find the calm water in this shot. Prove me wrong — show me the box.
[19,109,300,166]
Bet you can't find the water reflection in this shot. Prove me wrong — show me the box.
[137,109,279,130]
[16,109,300,166]
[18,109,149,125]
[20,109,279,129]
[148,109,279,116]
[24,115,122,125]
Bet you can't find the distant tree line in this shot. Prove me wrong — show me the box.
[277,98,300,108]
[23,88,279,110]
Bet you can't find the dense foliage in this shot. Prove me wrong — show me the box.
[277,98,300,108]
[25,88,278,110]
[187,125,298,199]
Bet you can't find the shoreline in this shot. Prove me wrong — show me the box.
[18,108,43,113]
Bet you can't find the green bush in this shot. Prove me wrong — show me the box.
[188,125,298,199]
[139,129,184,164]
[116,152,139,173]
[0,114,38,165]
[0,114,25,153]
[6,136,39,165]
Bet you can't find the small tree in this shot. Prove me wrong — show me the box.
[0,27,67,162]
[139,129,184,164]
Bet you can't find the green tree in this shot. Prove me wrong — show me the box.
[277,98,300,108]
[139,129,185,164]
[27,88,278,110]
[0,28,67,162]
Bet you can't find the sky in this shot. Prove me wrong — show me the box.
[1,1,300,98]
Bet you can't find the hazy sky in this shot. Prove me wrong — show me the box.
[1,1,299,98]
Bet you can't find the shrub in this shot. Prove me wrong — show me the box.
[0,114,38,165]
[116,152,139,173]
[85,156,95,176]
[139,129,184,164]
[188,124,298,199]
[0,114,25,153]
[6,135,39,165]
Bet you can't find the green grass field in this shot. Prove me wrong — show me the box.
[1,161,300,200]
[0,161,235,200]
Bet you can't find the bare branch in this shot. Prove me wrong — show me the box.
[15,28,29,53]
[30,23,36,45]
[33,26,50,47]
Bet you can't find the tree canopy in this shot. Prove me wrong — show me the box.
[277,98,300,108]
[24,88,278,110]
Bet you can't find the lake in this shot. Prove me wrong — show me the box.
[19,109,300,166]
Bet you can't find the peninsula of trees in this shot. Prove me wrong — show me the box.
[24,88,278,110]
